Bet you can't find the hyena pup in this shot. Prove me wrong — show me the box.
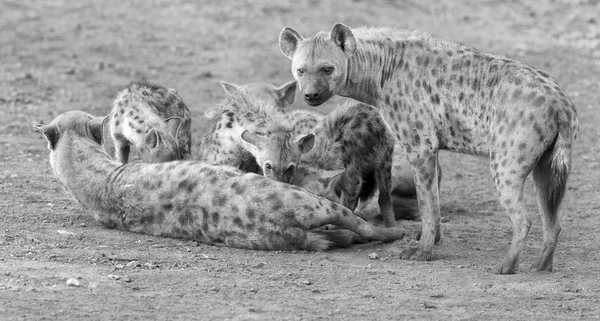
[280,23,579,274]
[221,79,324,136]
[219,81,427,222]
[242,102,398,227]
[109,81,191,164]
[35,110,406,250]
[221,80,298,111]
[198,82,315,181]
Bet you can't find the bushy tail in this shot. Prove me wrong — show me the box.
[546,109,578,214]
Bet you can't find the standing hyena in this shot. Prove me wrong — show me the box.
[279,23,579,274]
[109,81,191,164]
[242,102,398,227]
[35,111,405,250]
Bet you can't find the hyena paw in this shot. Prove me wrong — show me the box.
[493,262,518,275]
[400,246,433,261]
[529,260,553,272]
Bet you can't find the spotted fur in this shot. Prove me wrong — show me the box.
[280,23,579,274]
[108,81,191,163]
[35,111,406,251]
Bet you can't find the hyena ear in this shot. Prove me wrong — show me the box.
[144,128,161,148]
[34,124,59,150]
[165,117,182,137]
[279,26,304,59]
[88,116,106,145]
[275,80,297,106]
[241,130,261,147]
[330,23,356,56]
[220,81,242,97]
[295,133,315,154]
[204,107,222,119]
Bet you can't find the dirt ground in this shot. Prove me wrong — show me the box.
[1,0,600,320]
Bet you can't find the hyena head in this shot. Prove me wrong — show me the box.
[141,117,184,163]
[34,110,105,170]
[279,23,356,106]
[241,128,315,183]
[220,80,297,111]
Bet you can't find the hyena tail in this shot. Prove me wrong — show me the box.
[543,109,578,215]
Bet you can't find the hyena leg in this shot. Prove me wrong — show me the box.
[303,204,405,243]
[491,153,535,274]
[529,149,561,272]
[400,151,441,261]
[112,133,131,164]
[377,157,396,227]
[337,168,361,211]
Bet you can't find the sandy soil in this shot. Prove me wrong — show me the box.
[1,0,600,320]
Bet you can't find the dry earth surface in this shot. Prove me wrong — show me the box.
[1,0,600,320]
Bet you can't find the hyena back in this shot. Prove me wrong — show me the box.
[280,23,579,274]
[109,81,191,163]
[35,110,406,251]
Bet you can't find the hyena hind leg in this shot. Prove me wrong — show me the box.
[491,158,535,274]
[529,148,563,272]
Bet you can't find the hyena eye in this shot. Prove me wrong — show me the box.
[322,66,334,75]
[265,163,272,170]
[297,68,305,76]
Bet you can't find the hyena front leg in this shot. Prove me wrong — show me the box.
[377,156,396,227]
[112,133,131,164]
[400,150,441,261]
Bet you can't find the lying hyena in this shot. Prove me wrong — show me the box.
[108,81,191,164]
[280,23,579,274]
[35,110,406,250]
[242,102,398,227]
[222,79,323,136]
[198,81,315,181]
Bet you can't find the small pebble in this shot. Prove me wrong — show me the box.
[66,278,80,287]
[368,252,379,260]
[252,262,266,268]
[107,274,121,280]
[298,279,312,285]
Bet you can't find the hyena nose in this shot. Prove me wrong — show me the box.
[304,91,320,100]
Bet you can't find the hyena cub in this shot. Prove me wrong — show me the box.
[280,23,579,273]
[242,102,397,227]
[224,79,324,136]
[221,80,298,111]
[35,110,406,250]
[198,82,315,180]
[109,81,191,164]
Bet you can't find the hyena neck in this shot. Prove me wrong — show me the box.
[340,37,428,107]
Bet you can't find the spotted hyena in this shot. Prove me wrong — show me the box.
[198,81,315,181]
[109,81,191,164]
[222,80,298,111]
[279,23,579,274]
[225,79,324,136]
[243,102,397,227]
[35,110,406,250]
